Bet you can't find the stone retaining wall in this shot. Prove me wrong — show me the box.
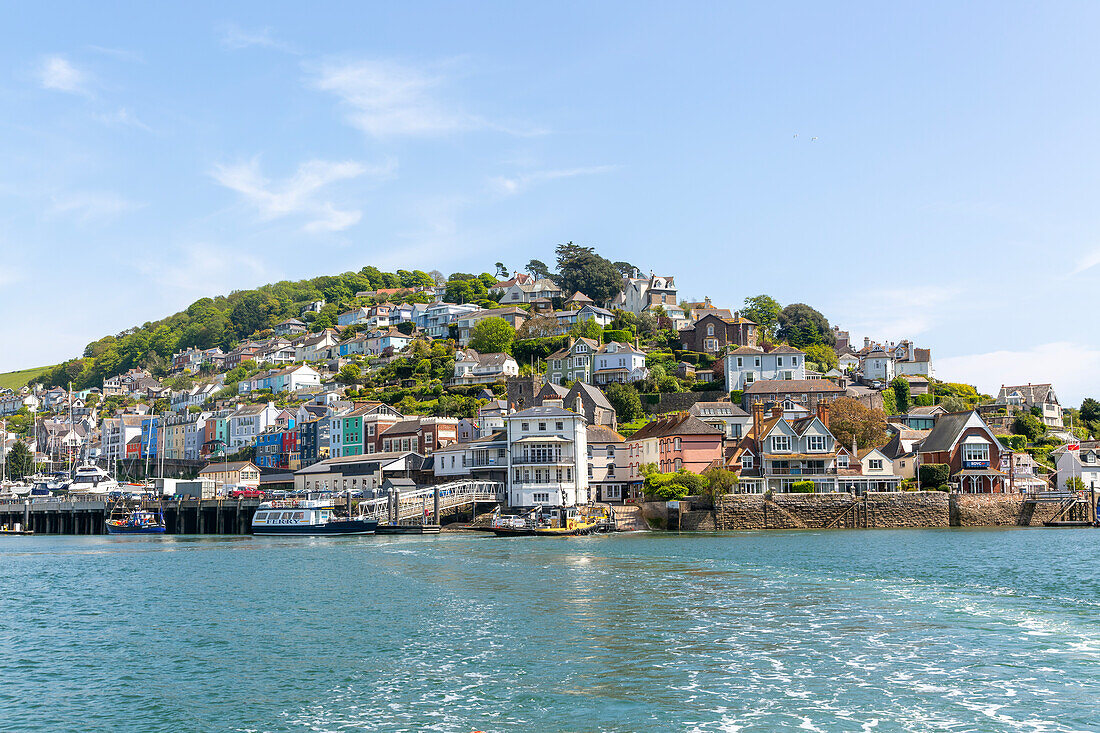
[951,494,1063,527]
[865,491,949,528]
[645,390,727,415]
[713,491,1057,530]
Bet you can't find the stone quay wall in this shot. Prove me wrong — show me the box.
[712,491,1063,530]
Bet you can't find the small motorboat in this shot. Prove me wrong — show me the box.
[105,507,167,535]
[490,504,611,537]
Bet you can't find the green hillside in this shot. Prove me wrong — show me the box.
[0,365,55,391]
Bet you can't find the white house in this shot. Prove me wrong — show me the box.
[724,345,806,392]
[228,402,280,450]
[296,331,339,362]
[592,341,649,385]
[610,271,686,325]
[586,424,629,502]
[505,405,588,508]
[452,349,519,385]
[1055,441,1100,490]
[862,349,896,383]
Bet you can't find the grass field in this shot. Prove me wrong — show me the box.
[0,366,53,391]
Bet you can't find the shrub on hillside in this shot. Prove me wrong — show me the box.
[918,463,951,489]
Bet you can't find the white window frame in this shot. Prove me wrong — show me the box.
[771,435,791,452]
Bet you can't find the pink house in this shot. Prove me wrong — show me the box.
[625,412,725,481]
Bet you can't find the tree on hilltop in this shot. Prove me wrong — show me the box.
[555,242,621,303]
[776,303,835,349]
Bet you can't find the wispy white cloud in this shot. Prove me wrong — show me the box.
[218,24,297,53]
[937,341,1100,405]
[211,157,387,232]
[38,55,90,95]
[491,165,618,196]
[93,107,151,131]
[309,59,543,138]
[49,191,142,222]
[86,45,144,63]
[1071,247,1100,276]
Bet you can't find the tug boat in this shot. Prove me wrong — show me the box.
[490,504,611,537]
[251,498,378,536]
[105,507,166,534]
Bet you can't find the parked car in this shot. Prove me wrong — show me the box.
[228,488,265,499]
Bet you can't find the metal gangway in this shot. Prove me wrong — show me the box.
[355,480,506,525]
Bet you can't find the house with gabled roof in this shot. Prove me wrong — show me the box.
[586,424,629,502]
[679,312,758,355]
[917,410,1006,493]
[687,401,751,440]
[992,383,1063,428]
[274,318,307,337]
[452,349,519,385]
[625,412,723,484]
[592,341,648,385]
[504,404,589,507]
[545,337,600,385]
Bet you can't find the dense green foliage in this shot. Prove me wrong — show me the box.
[555,242,621,303]
[919,463,951,489]
[892,376,911,415]
[469,317,516,354]
[790,480,816,493]
[605,383,644,422]
[997,434,1027,451]
[803,344,838,371]
[4,440,33,479]
[742,295,781,340]
[776,303,835,348]
[1012,412,1046,442]
[641,465,707,500]
[35,266,434,390]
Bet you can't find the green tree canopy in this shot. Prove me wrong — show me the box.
[469,317,516,354]
[605,382,643,423]
[891,376,911,415]
[555,242,621,303]
[1013,412,1045,443]
[5,440,33,480]
[742,294,781,340]
[525,259,552,280]
[776,303,835,349]
[803,344,838,371]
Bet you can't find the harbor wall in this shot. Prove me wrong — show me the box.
[712,491,1077,530]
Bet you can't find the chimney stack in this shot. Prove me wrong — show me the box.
[752,402,765,449]
[816,400,830,427]
[864,336,870,349]
[772,405,784,419]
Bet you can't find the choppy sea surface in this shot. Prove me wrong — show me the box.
[2,528,1098,732]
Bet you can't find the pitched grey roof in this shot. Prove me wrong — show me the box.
[744,379,844,395]
[510,405,578,419]
[689,401,749,417]
[567,382,613,412]
[918,412,977,453]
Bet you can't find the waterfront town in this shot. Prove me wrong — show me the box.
[1,247,1095,531]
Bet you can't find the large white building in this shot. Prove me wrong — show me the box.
[504,405,588,507]
[723,345,806,391]
[1055,441,1100,490]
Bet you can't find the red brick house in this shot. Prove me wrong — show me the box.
[917,411,1006,493]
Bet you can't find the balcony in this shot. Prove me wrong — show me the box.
[767,466,837,476]
[512,454,575,466]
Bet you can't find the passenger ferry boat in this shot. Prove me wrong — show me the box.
[490,504,612,537]
[105,508,166,535]
[251,498,378,536]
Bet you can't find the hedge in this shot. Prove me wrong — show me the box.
[918,463,951,489]
[790,480,816,493]
[603,329,634,344]
[997,434,1027,451]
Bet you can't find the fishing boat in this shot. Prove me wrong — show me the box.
[105,507,166,534]
[490,504,611,537]
[251,498,378,536]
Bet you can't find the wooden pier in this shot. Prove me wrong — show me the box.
[0,498,265,536]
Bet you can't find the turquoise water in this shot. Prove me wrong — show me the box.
[2,529,1098,732]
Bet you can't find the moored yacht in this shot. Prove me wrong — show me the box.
[67,464,120,496]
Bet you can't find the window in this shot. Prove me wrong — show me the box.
[755,357,760,367]
[869,459,883,471]
[808,435,826,452]
[737,357,743,367]
[588,464,593,478]
[963,443,989,463]
[606,445,615,458]
[538,422,546,431]
[533,492,550,503]
[674,437,681,450]
[742,453,753,469]
[706,324,714,336]
[521,422,529,431]
[836,454,849,468]
[777,357,784,367]
[556,421,564,430]
[792,357,798,366]
[674,458,682,471]
[771,435,791,452]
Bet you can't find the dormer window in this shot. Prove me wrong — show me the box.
[836,453,849,468]
[742,453,754,469]
[771,435,791,452]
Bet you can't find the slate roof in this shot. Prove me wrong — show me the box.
[744,379,844,395]
[199,461,257,474]
[587,425,625,443]
[567,382,613,412]
[510,405,580,419]
[918,411,982,453]
[688,401,749,418]
[996,383,1056,406]
[628,413,723,441]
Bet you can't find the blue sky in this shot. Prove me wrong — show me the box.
[2,2,1099,403]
